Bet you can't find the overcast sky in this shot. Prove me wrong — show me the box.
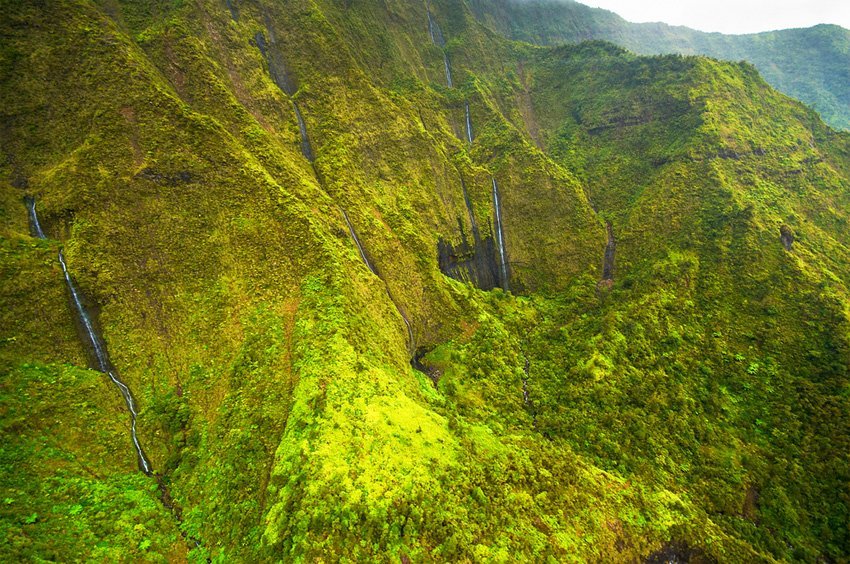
[577,0,850,34]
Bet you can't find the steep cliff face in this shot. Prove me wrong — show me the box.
[1,0,849,561]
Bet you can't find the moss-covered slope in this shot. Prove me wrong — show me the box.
[1,0,848,561]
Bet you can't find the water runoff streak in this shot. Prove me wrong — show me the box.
[342,209,414,355]
[465,102,474,143]
[443,53,453,88]
[492,177,509,291]
[27,198,152,475]
[292,101,315,162]
[343,209,376,275]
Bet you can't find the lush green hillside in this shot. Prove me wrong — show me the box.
[469,0,850,131]
[1,0,848,561]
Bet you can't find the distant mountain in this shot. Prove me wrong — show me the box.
[469,0,850,130]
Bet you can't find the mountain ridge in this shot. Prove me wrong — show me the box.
[468,0,850,131]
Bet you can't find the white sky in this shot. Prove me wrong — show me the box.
[577,0,850,34]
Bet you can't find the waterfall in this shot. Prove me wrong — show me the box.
[465,102,473,144]
[342,209,376,275]
[292,101,315,162]
[492,177,509,291]
[443,53,453,88]
[25,198,152,475]
[342,209,414,355]
[255,25,315,162]
[58,251,152,475]
[427,5,451,88]
[399,306,414,355]
[427,8,445,47]
[24,196,46,239]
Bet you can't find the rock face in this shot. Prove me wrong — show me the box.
[780,224,795,250]
[644,541,713,563]
[438,230,501,290]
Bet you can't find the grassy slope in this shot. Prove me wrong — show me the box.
[468,0,850,131]
[0,0,848,561]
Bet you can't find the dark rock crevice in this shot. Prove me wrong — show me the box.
[780,224,795,250]
[438,176,511,292]
[438,231,501,290]
[253,29,315,162]
[601,220,615,282]
[411,347,441,387]
[223,0,238,21]
[644,541,713,563]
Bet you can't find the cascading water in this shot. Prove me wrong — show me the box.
[492,177,509,291]
[24,196,46,239]
[58,251,152,475]
[292,101,315,162]
[426,5,452,88]
[464,103,473,143]
[342,209,414,355]
[255,24,315,163]
[26,197,152,475]
[427,6,446,47]
[342,209,376,275]
[443,53,453,88]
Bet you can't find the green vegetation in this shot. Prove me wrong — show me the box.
[1,0,848,561]
[469,0,850,131]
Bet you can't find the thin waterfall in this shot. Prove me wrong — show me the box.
[465,102,473,143]
[398,305,415,356]
[255,25,315,162]
[492,177,509,291]
[58,251,152,475]
[443,53,453,88]
[342,209,376,275]
[26,197,152,475]
[342,209,414,355]
[427,5,451,88]
[292,101,315,162]
[427,6,445,47]
[24,196,46,239]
